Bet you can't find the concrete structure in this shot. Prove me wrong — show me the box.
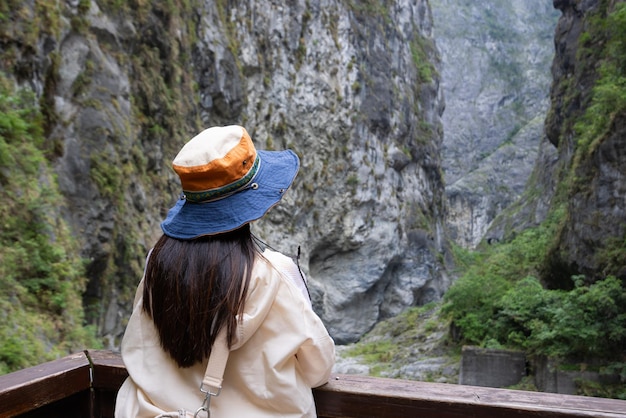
[459,346,527,388]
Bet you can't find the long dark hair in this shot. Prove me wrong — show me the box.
[143,224,258,368]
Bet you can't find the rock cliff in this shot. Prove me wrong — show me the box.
[488,0,626,287]
[0,0,449,347]
[193,0,450,344]
[432,0,559,248]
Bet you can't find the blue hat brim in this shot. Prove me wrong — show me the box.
[161,149,300,239]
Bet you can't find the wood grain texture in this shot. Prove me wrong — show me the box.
[314,374,626,418]
[0,352,90,418]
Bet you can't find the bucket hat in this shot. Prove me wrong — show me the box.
[161,125,300,239]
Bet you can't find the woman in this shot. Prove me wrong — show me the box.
[115,125,335,417]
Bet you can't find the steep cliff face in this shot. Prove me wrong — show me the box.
[432,0,559,248]
[35,1,200,347]
[0,0,448,350]
[542,0,626,286]
[193,0,449,343]
[488,0,626,288]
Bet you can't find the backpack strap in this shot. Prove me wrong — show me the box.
[195,328,229,417]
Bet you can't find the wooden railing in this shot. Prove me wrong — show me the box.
[1,350,625,418]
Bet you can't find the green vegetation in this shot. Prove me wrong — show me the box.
[345,0,392,25]
[344,303,456,379]
[574,2,626,158]
[215,0,242,63]
[443,250,626,398]
[346,174,359,187]
[345,339,398,376]
[0,0,202,371]
[86,0,201,330]
[444,261,626,362]
[440,198,626,400]
[410,36,435,84]
[441,3,626,399]
[0,77,100,374]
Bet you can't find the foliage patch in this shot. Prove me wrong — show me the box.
[0,77,100,374]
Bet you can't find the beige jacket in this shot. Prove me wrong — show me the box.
[115,249,335,418]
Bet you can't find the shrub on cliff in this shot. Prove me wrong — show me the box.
[0,77,100,374]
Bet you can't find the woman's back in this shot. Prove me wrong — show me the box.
[115,125,335,417]
[116,249,334,417]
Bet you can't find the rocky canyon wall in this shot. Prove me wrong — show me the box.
[432,0,559,248]
[0,0,449,347]
[488,0,626,287]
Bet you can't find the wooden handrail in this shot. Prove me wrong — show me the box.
[314,374,626,417]
[0,350,625,418]
[0,352,91,418]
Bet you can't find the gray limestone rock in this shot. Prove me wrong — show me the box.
[432,0,559,248]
